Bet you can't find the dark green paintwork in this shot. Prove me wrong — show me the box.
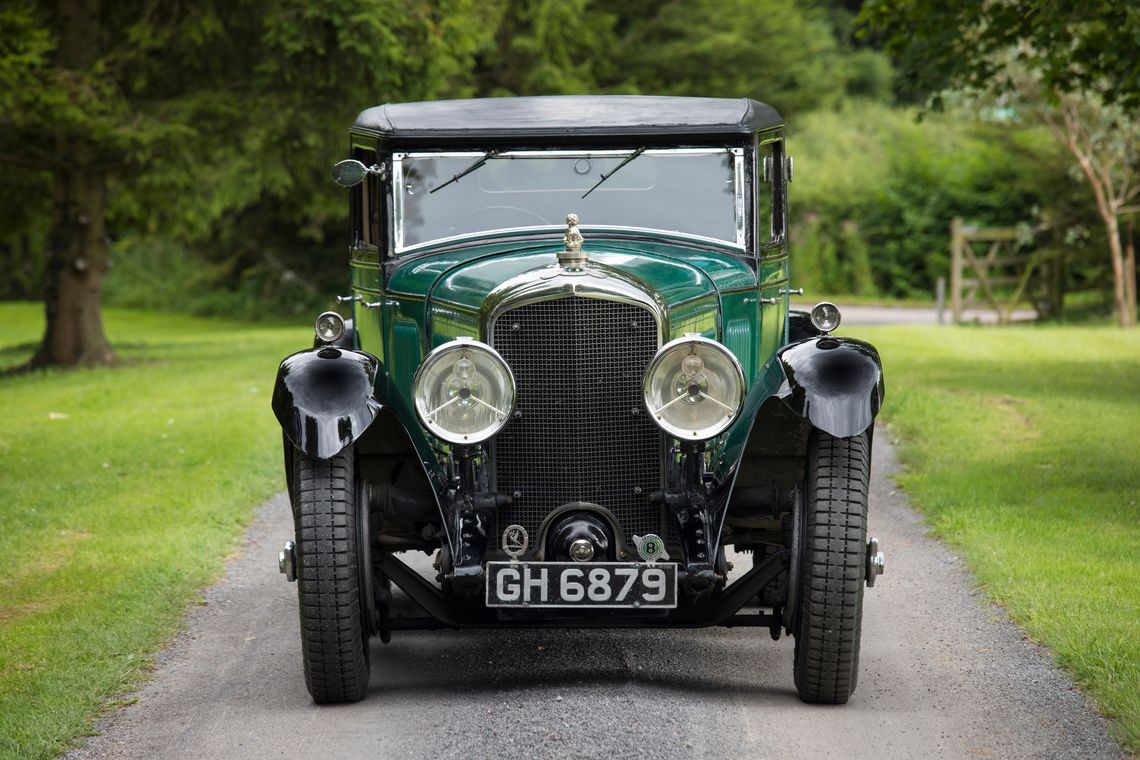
[385,236,757,309]
[348,230,792,487]
[352,233,776,390]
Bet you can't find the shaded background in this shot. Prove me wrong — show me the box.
[1,0,1131,328]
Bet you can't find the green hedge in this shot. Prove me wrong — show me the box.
[787,101,1096,298]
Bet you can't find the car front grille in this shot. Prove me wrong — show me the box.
[491,296,666,552]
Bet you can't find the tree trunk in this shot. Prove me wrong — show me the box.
[1040,100,1137,329]
[1103,214,1132,328]
[28,150,114,368]
[27,0,115,368]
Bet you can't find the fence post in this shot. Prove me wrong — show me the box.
[936,276,946,325]
[950,217,963,323]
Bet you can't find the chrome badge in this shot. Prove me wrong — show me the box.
[632,534,669,563]
[502,524,529,560]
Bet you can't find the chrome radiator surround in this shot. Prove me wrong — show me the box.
[489,294,667,551]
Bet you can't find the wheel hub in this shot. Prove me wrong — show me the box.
[865,536,885,587]
[278,540,296,582]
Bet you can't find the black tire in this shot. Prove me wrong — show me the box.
[292,447,371,703]
[792,430,870,704]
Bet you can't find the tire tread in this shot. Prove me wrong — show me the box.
[293,450,369,704]
[793,431,869,704]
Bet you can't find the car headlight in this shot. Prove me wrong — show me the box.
[810,301,842,333]
[315,311,345,344]
[413,338,516,444]
[643,336,745,441]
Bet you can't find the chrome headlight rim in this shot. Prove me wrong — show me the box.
[642,334,746,442]
[412,337,517,445]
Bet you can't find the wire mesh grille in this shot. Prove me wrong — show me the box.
[491,296,666,550]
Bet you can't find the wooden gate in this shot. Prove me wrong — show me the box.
[950,218,1062,324]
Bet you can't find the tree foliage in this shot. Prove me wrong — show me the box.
[474,0,615,96]
[608,0,853,114]
[789,101,1094,298]
[476,0,893,113]
[0,0,499,365]
[1,0,1127,344]
[859,0,1140,325]
[860,0,1140,110]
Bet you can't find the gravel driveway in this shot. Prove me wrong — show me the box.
[66,432,1125,760]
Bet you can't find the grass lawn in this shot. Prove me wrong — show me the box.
[853,323,1140,752]
[0,303,306,759]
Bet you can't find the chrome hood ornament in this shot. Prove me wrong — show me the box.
[558,213,588,268]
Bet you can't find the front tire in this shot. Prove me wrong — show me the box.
[292,447,371,703]
[792,430,870,704]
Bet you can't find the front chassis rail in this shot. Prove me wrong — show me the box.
[376,548,789,630]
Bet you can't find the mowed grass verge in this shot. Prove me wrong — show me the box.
[0,303,306,759]
[852,324,1140,751]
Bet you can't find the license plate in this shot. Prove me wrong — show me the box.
[485,561,678,609]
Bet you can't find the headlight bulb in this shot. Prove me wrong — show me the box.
[454,357,476,379]
[447,355,482,410]
[675,352,709,405]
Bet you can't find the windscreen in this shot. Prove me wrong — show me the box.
[394,149,742,251]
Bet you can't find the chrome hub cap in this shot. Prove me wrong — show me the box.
[569,538,595,562]
[279,540,296,582]
[866,536,885,587]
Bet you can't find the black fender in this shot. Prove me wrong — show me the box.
[271,347,382,460]
[776,336,884,439]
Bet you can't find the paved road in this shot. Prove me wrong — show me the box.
[67,434,1124,760]
[792,302,1039,326]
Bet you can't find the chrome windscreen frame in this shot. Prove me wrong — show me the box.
[391,148,747,255]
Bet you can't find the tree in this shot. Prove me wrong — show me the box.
[860,0,1140,110]
[0,0,499,368]
[1035,90,1140,326]
[607,0,867,115]
[472,0,893,115]
[861,0,1140,325]
[473,0,617,97]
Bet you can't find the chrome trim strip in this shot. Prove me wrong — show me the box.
[392,152,407,245]
[732,148,746,248]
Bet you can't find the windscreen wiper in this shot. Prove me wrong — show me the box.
[429,149,502,194]
[581,147,646,199]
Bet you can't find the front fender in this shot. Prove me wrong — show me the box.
[271,347,382,460]
[776,336,885,438]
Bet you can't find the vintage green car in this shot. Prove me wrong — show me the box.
[271,95,885,705]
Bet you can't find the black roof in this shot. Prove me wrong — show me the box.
[353,96,783,143]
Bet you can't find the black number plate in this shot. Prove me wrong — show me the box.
[485,561,678,609]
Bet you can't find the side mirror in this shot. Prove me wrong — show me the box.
[331,159,375,188]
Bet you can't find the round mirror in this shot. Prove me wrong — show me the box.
[331,159,369,188]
